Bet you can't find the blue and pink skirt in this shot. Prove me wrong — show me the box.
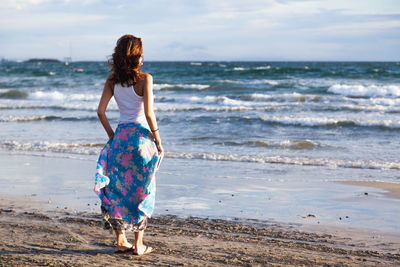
[94,123,160,231]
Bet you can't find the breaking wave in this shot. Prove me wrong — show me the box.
[258,115,400,130]
[213,139,321,150]
[1,140,399,170]
[0,140,103,155]
[165,152,400,170]
[29,91,100,101]
[0,115,100,122]
[328,84,400,97]
[153,83,210,90]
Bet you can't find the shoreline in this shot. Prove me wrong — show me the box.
[1,196,399,266]
[336,181,400,199]
[1,150,400,232]
[0,151,400,265]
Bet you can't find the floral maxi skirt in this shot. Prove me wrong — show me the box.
[94,123,160,231]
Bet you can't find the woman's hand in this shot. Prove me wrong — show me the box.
[156,141,164,157]
[108,131,115,140]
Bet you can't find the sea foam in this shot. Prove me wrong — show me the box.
[0,140,102,155]
[219,79,279,85]
[328,84,400,97]
[2,140,399,170]
[153,83,210,90]
[0,115,100,122]
[259,115,400,129]
[165,152,400,170]
[29,91,100,101]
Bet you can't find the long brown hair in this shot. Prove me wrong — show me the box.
[109,34,143,86]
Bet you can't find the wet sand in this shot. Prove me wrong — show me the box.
[337,181,400,199]
[2,151,400,231]
[1,197,399,266]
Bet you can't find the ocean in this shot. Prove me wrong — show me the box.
[1,61,399,230]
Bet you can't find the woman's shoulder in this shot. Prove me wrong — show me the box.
[104,74,116,92]
[106,74,115,85]
[138,72,153,82]
[135,73,153,89]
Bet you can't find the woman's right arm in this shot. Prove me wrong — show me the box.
[143,73,164,156]
[97,76,115,140]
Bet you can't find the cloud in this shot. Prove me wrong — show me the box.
[162,42,209,60]
[0,0,51,10]
[0,0,399,60]
[1,13,108,32]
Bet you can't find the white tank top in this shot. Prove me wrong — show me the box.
[113,83,149,129]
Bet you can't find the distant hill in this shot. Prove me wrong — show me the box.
[27,58,61,63]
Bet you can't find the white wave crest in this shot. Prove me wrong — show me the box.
[328,84,400,97]
[260,115,400,129]
[248,79,279,85]
[249,93,273,100]
[2,140,399,170]
[200,96,259,107]
[0,115,49,122]
[219,79,279,85]
[0,140,102,155]
[29,91,100,101]
[153,84,173,90]
[0,101,118,111]
[254,66,271,70]
[358,97,400,107]
[156,105,256,112]
[165,152,400,170]
[153,83,210,90]
[217,139,320,149]
[187,94,322,109]
[340,103,400,113]
[250,93,321,103]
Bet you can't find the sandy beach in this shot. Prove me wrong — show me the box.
[337,181,400,199]
[0,152,399,266]
[1,196,399,267]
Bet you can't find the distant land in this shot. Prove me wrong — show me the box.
[27,58,61,63]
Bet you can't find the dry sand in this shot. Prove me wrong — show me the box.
[0,197,399,266]
[337,181,400,199]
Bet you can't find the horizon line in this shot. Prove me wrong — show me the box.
[2,58,400,63]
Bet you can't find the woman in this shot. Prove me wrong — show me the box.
[94,34,163,255]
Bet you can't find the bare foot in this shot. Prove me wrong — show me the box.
[134,245,154,255]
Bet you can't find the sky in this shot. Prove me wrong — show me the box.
[0,0,399,61]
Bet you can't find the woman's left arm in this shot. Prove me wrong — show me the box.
[97,76,115,139]
[143,74,164,156]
